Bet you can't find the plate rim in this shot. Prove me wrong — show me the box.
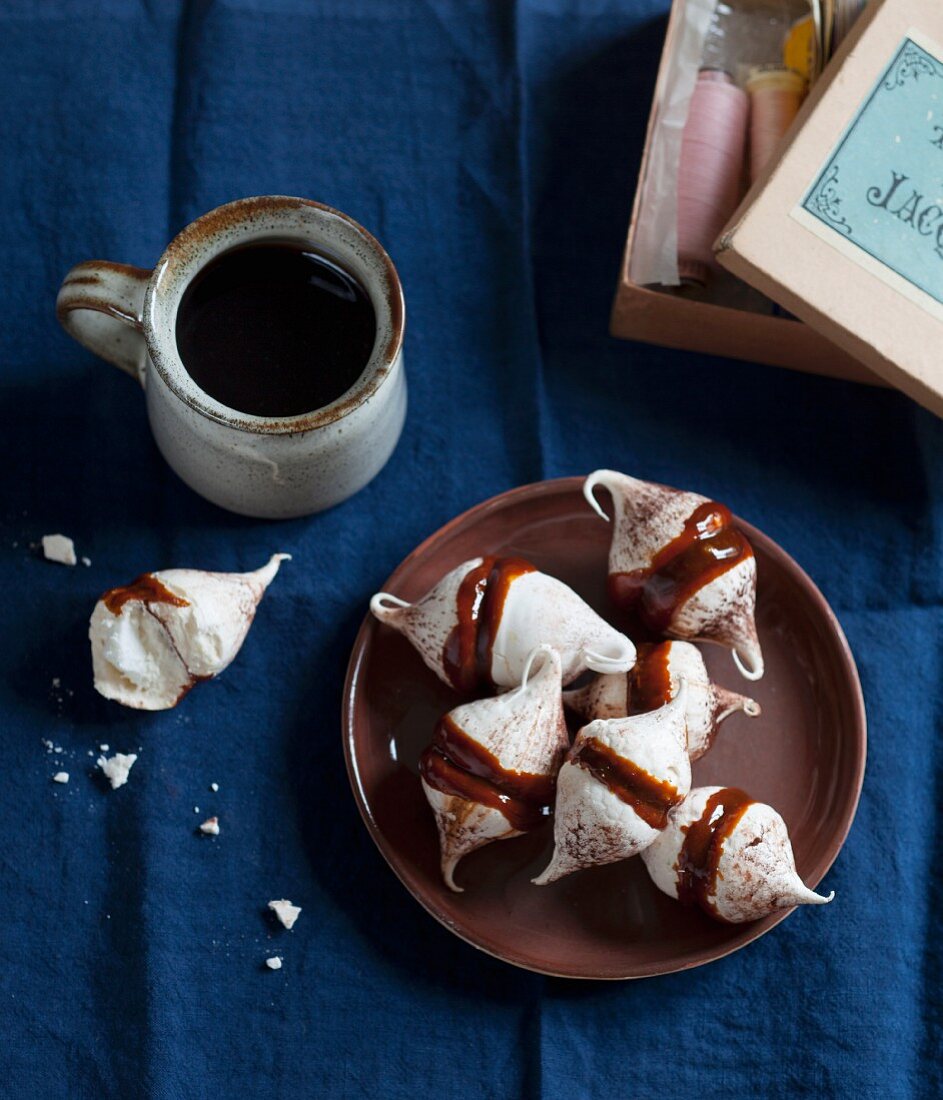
[342,476,868,980]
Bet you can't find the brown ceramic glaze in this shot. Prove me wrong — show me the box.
[343,478,866,979]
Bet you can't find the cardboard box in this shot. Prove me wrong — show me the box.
[611,0,884,387]
[718,0,943,417]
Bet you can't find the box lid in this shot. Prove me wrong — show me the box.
[716,0,943,417]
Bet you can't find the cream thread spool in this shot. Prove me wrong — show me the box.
[746,67,807,182]
[677,69,749,287]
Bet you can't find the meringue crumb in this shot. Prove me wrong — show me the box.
[99,744,109,752]
[265,957,282,971]
[42,534,77,566]
[268,899,301,930]
[199,816,220,836]
[194,806,200,814]
[51,677,60,689]
[81,557,91,567]
[97,752,137,790]
[41,738,53,751]
[210,782,219,792]
[52,772,69,784]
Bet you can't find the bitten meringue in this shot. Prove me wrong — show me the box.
[641,785,834,923]
[584,470,764,681]
[420,645,569,891]
[89,554,290,710]
[563,640,760,761]
[371,555,635,693]
[533,685,691,885]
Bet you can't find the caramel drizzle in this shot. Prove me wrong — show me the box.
[102,574,190,615]
[419,713,557,832]
[442,556,536,694]
[675,787,754,916]
[627,641,673,715]
[608,502,753,633]
[573,737,681,829]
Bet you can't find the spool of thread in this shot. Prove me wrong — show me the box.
[677,69,749,287]
[746,68,807,182]
[783,13,818,82]
[832,0,869,55]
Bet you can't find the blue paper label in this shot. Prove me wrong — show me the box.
[797,32,943,313]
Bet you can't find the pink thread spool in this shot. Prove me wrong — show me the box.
[677,68,749,287]
[747,68,806,182]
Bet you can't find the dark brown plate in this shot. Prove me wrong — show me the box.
[343,478,866,979]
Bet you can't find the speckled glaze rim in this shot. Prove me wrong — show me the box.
[342,477,868,980]
[143,196,405,435]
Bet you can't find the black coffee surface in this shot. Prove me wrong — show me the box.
[175,243,376,417]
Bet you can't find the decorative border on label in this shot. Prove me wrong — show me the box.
[793,32,943,321]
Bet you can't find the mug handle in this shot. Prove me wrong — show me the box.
[56,261,151,387]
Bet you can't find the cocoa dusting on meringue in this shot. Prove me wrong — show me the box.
[421,645,569,892]
[533,686,691,886]
[564,640,760,761]
[641,786,834,923]
[584,470,764,681]
[371,556,635,693]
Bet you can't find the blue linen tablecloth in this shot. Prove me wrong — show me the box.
[1,1,940,1096]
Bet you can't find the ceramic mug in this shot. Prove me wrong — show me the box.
[56,195,406,519]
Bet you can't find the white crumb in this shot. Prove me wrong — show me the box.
[265,957,282,971]
[51,677,60,689]
[99,744,109,752]
[54,746,62,754]
[210,782,219,792]
[194,806,200,813]
[199,816,220,836]
[52,772,69,784]
[42,534,77,566]
[81,557,91,567]
[268,899,301,931]
[41,738,53,751]
[87,750,94,757]
[97,752,137,790]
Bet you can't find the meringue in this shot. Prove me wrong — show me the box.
[42,534,77,566]
[371,555,635,693]
[584,470,764,681]
[533,686,692,885]
[268,899,301,930]
[641,786,834,922]
[98,752,137,790]
[420,645,569,891]
[198,816,220,836]
[52,772,69,784]
[89,554,290,710]
[563,640,760,761]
